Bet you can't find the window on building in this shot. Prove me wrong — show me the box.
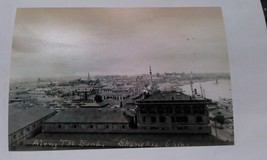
[106,125,109,129]
[90,125,93,128]
[165,106,173,113]
[176,116,182,122]
[183,106,191,114]
[140,106,147,113]
[20,130,23,135]
[193,105,205,114]
[151,116,157,123]
[142,116,146,123]
[122,125,125,129]
[157,106,164,114]
[171,117,175,123]
[196,116,203,123]
[192,107,197,114]
[176,116,188,123]
[174,106,182,114]
[58,124,61,128]
[199,105,205,114]
[148,106,156,113]
[73,124,77,128]
[13,134,16,139]
[159,116,166,123]
[182,116,188,123]
[177,126,183,130]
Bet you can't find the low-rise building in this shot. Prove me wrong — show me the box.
[9,107,56,150]
[136,91,212,134]
[43,108,131,133]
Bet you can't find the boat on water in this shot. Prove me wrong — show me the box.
[215,78,219,84]
[217,97,232,110]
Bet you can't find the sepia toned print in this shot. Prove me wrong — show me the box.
[9,8,234,151]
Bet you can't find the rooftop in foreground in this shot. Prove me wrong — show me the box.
[9,107,56,134]
[138,91,211,102]
[44,108,130,123]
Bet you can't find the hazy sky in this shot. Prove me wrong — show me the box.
[11,8,230,79]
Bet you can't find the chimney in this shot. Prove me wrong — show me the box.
[190,71,194,97]
[84,91,88,102]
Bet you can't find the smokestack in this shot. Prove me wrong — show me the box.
[88,73,91,81]
[149,65,154,92]
[84,92,88,102]
[190,71,194,97]
[149,66,153,85]
[199,80,204,98]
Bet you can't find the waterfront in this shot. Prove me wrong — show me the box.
[179,79,234,143]
[181,79,232,101]
[8,7,233,150]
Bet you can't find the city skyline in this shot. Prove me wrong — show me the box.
[11,8,230,79]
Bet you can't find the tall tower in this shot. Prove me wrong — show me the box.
[87,73,91,81]
[149,65,153,87]
[190,71,195,98]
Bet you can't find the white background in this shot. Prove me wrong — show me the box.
[1,0,267,160]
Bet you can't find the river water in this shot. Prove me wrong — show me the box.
[180,79,232,101]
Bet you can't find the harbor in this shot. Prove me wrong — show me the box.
[181,79,234,142]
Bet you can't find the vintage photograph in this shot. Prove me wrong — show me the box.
[9,8,234,151]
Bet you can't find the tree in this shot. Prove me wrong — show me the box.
[213,114,225,129]
[94,95,103,102]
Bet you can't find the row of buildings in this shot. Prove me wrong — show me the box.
[9,90,220,150]
[9,70,232,150]
[9,107,56,150]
